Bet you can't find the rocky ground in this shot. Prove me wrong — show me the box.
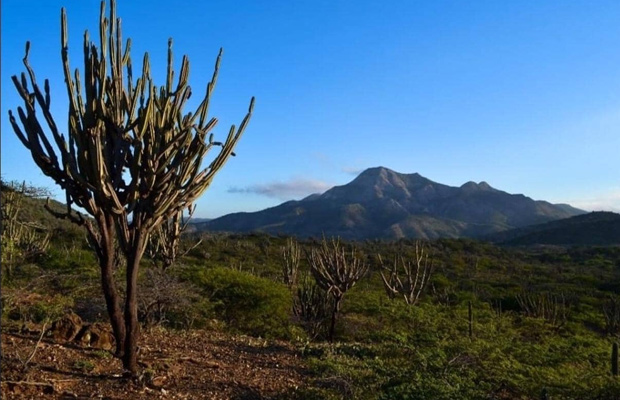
[1,325,307,399]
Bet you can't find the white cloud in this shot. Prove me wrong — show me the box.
[228,178,332,200]
[567,188,620,213]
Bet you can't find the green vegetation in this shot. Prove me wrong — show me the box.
[3,184,620,398]
[72,359,95,372]
[186,266,292,338]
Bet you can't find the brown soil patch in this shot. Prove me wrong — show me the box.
[1,326,307,399]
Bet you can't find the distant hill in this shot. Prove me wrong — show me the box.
[198,167,585,240]
[1,181,86,242]
[185,218,212,234]
[486,211,620,246]
[188,218,212,224]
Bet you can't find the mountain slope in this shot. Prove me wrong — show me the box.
[487,211,620,246]
[199,167,585,239]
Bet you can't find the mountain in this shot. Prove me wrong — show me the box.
[486,211,620,246]
[197,167,585,240]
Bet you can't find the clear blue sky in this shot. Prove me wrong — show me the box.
[2,0,620,217]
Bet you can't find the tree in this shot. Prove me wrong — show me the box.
[9,0,254,375]
[307,237,368,341]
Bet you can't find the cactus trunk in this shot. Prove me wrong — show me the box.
[613,342,619,377]
[468,301,474,339]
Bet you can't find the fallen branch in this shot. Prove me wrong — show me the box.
[3,380,54,387]
[21,318,49,367]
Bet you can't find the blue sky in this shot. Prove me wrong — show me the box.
[2,0,620,217]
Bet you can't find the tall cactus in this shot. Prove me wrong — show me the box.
[308,237,368,342]
[282,237,301,288]
[9,0,253,374]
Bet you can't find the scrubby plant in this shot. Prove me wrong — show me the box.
[1,180,51,282]
[190,266,292,338]
[137,266,202,328]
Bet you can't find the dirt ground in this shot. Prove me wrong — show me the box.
[1,326,308,399]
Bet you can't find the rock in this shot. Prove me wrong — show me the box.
[150,375,168,388]
[74,322,114,350]
[20,321,40,335]
[50,313,83,341]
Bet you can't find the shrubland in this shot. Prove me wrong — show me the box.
[2,187,620,398]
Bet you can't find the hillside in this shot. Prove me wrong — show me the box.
[1,181,85,242]
[199,167,584,239]
[487,211,620,246]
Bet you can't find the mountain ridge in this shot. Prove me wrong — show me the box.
[198,166,585,239]
[487,211,620,246]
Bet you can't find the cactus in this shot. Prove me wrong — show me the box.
[468,300,474,339]
[378,240,433,306]
[282,237,301,289]
[603,296,620,336]
[146,206,202,270]
[307,237,368,342]
[516,291,571,329]
[613,342,619,377]
[8,0,253,374]
[292,273,332,340]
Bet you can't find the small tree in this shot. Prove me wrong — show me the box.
[307,237,368,342]
[378,241,433,306]
[9,0,253,374]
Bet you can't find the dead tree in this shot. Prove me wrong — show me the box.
[378,241,433,306]
[308,237,368,342]
[8,0,253,375]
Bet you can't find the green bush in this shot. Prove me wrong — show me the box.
[189,266,292,339]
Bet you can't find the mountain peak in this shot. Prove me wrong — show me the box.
[354,167,425,183]
[460,181,495,192]
[355,166,395,179]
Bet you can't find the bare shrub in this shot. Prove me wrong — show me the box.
[378,241,433,306]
